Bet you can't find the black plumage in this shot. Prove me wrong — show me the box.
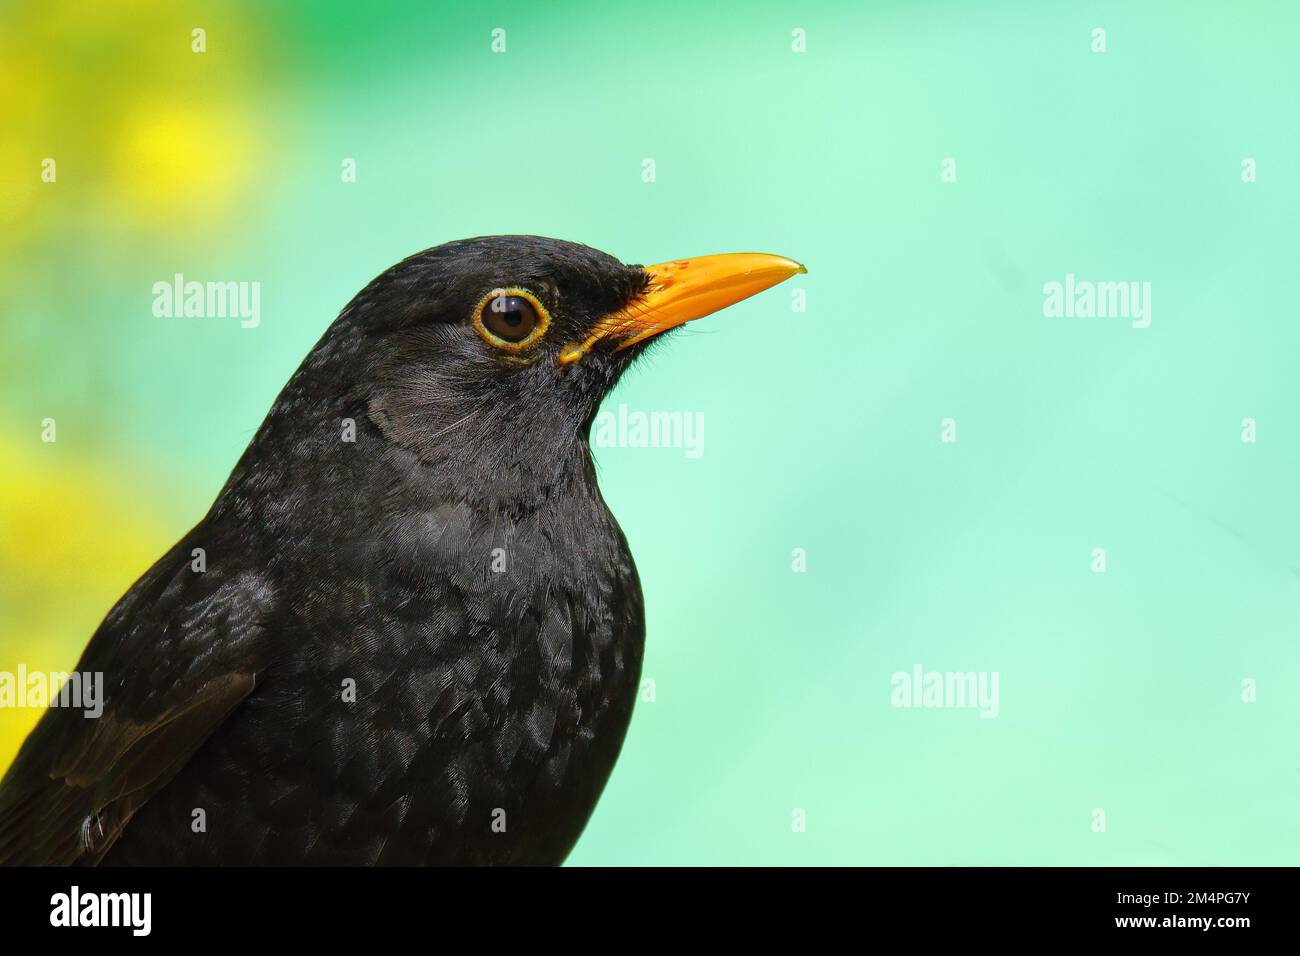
[0,236,800,865]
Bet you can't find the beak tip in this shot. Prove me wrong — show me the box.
[773,255,807,277]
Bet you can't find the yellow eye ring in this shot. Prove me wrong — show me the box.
[471,287,551,353]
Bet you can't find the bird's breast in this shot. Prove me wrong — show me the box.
[237,494,644,864]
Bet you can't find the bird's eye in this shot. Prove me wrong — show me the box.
[472,287,550,352]
[485,296,536,341]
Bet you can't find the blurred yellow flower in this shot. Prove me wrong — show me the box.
[0,0,266,248]
[0,435,170,774]
[108,97,256,226]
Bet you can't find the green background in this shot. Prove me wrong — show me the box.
[2,0,1297,864]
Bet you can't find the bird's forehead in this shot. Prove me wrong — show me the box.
[478,238,617,275]
[439,236,646,312]
[350,237,648,335]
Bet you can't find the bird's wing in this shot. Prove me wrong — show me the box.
[0,544,274,865]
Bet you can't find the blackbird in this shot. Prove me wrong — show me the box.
[0,236,803,865]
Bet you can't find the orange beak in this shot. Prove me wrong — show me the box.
[557,252,806,365]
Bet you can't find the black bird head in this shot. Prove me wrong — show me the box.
[239,235,803,513]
